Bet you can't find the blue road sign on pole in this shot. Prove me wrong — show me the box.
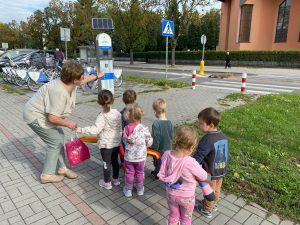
[162,20,174,37]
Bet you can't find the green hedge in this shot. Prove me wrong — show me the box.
[114,51,300,62]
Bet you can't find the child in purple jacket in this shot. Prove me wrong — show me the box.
[158,126,214,225]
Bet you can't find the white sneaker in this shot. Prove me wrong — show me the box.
[99,179,112,190]
[112,178,120,186]
[123,187,132,197]
[137,186,144,196]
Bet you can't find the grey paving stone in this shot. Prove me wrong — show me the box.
[250,202,269,212]
[57,211,83,225]
[124,218,140,225]
[218,204,236,218]
[0,220,9,225]
[66,217,88,225]
[33,188,49,199]
[219,199,240,212]
[18,205,35,219]
[133,207,155,221]
[261,220,276,225]
[192,218,209,225]
[279,221,294,225]
[60,202,78,215]
[244,214,264,225]
[8,214,23,224]
[49,205,67,220]
[1,200,16,213]
[29,201,46,214]
[107,213,130,225]
[233,198,246,208]
[24,210,51,224]
[224,194,238,203]
[267,214,281,225]
[0,209,19,222]
[30,215,56,225]
[244,205,267,218]
[210,214,230,225]
[232,209,251,223]
[101,207,124,221]
[226,219,241,225]
[89,202,109,215]
[128,198,148,211]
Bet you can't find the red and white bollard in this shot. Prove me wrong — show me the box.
[241,73,247,93]
[192,70,197,90]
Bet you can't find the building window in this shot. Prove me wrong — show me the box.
[275,0,291,43]
[239,4,253,43]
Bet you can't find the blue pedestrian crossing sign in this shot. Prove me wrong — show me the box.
[162,20,174,37]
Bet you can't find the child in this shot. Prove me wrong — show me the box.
[194,107,229,218]
[150,98,173,179]
[158,126,214,225]
[76,90,122,190]
[123,103,153,197]
[120,90,137,129]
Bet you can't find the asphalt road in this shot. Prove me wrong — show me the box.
[121,67,300,94]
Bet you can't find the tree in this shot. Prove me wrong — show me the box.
[25,10,45,49]
[162,0,216,66]
[106,0,158,64]
[72,0,102,53]
[199,9,220,50]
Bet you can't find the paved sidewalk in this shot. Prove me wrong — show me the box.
[114,61,300,77]
[0,82,298,225]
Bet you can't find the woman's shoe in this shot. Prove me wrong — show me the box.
[58,169,78,179]
[40,174,64,184]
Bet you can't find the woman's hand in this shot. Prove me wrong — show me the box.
[97,71,104,79]
[80,71,105,85]
[66,121,77,130]
[75,127,82,133]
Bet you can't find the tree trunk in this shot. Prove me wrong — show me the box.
[171,46,175,67]
[130,49,134,64]
[171,38,176,67]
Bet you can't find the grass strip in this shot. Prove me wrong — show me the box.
[123,75,190,88]
[0,83,25,95]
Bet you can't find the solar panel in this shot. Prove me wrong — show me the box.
[92,18,114,30]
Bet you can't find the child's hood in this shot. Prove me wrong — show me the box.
[103,109,121,127]
[158,151,189,184]
[125,123,142,141]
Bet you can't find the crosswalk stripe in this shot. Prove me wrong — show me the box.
[200,82,293,93]
[196,85,271,94]
[212,80,300,89]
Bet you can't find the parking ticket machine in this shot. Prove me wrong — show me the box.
[96,33,114,94]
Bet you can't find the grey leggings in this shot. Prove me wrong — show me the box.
[28,120,66,174]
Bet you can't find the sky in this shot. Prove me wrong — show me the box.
[0,0,222,24]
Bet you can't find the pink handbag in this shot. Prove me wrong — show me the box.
[65,133,90,167]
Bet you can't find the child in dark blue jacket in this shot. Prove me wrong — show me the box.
[194,107,229,218]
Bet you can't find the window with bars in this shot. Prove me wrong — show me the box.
[239,4,253,43]
[275,0,291,43]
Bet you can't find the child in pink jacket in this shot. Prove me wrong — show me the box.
[123,103,153,197]
[158,126,214,225]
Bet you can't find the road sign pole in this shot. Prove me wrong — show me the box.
[64,30,68,60]
[165,37,168,79]
[202,44,205,61]
[65,41,68,60]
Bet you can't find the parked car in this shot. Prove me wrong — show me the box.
[0,49,55,72]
